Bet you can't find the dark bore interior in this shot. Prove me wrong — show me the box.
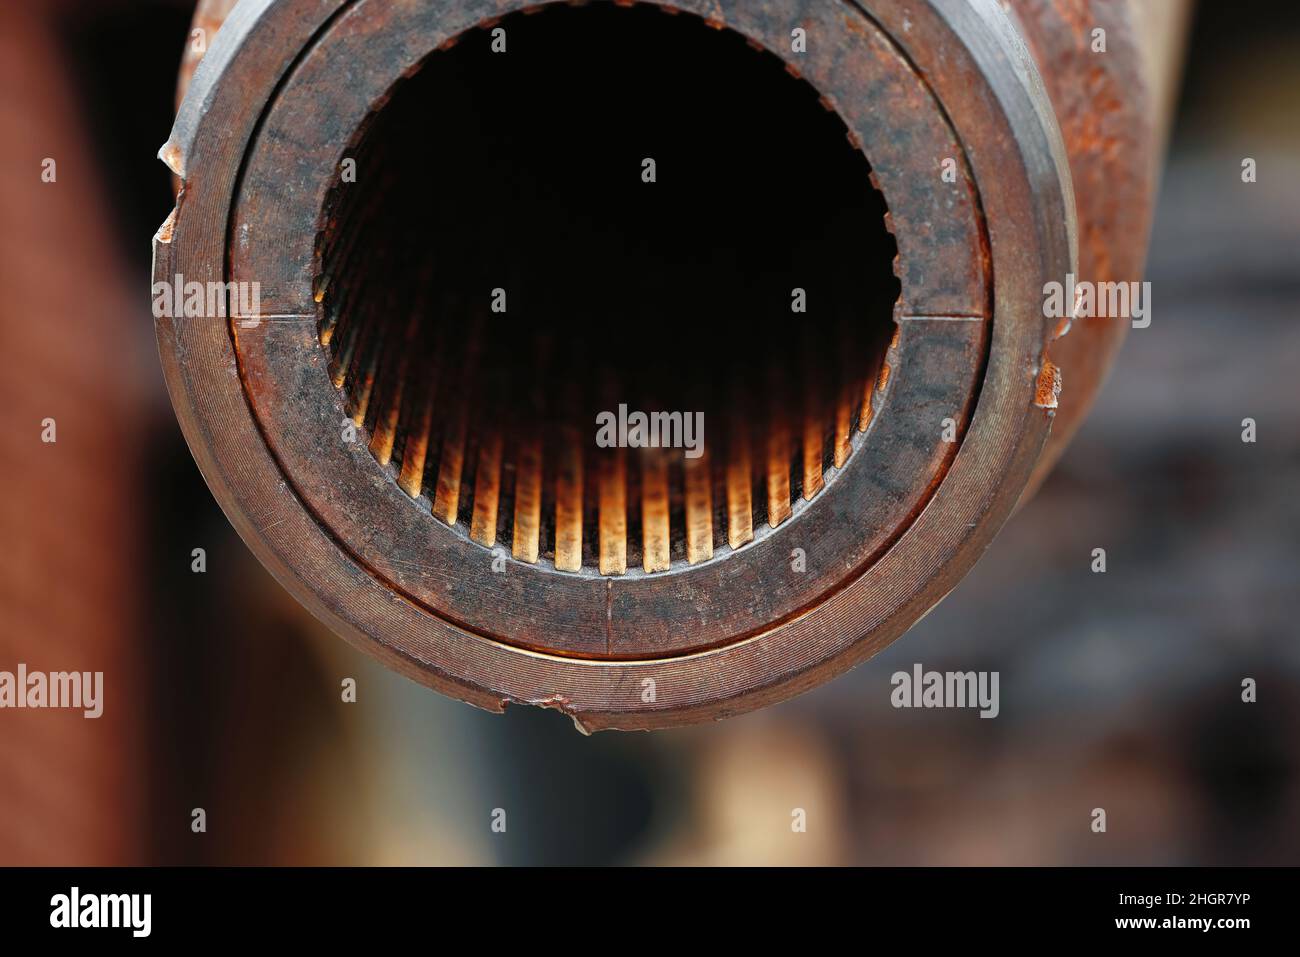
[317,2,899,573]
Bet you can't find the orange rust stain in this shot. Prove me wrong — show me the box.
[155,207,177,244]
[1035,358,1062,409]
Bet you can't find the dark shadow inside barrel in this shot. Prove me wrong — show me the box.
[316,2,898,571]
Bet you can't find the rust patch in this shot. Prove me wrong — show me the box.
[154,206,177,245]
[1034,358,1061,410]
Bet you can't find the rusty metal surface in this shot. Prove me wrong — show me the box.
[1006,0,1186,489]
[154,0,1172,729]
[226,1,989,660]
[177,0,242,109]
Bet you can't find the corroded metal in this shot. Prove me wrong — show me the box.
[156,0,1180,729]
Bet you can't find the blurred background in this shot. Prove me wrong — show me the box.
[0,0,1296,865]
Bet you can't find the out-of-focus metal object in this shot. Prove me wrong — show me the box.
[156,0,1186,730]
[1,0,146,863]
